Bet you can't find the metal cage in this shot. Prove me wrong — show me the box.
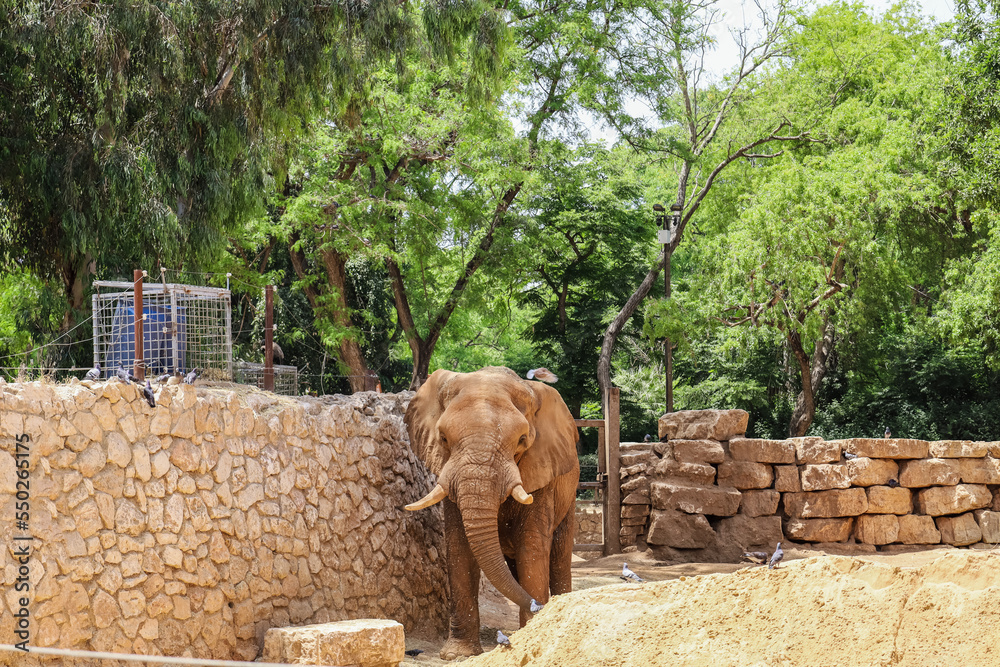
[233,362,299,396]
[92,280,233,381]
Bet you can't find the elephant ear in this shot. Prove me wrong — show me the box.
[517,381,579,493]
[404,369,457,476]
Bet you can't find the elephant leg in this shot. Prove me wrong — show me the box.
[549,508,574,596]
[441,499,483,660]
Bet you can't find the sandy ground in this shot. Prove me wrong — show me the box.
[401,545,1000,666]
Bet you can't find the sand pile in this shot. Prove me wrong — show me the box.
[465,551,1000,667]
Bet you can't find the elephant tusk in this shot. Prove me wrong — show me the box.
[404,484,448,511]
[511,484,533,505]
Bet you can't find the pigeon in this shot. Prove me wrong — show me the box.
[156,372,172,384]
[115,362,131,384]
[84,363,101,381]
[142,379,156,408]
[620,562,644,583]
[526,367,558,383]
[769,542,784,569]
[741,551,770,565]
[887,478,900,488]
[530,599,544,614]
[844,451,858,460]
[183,368,199,385]
[644,434,652,443]
[404,649,424,657]
[884,426,891,438]
[496,630,511,647]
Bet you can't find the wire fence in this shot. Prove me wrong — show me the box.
[234,362,300,396]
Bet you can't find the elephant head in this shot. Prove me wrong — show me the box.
[403,366,578,612]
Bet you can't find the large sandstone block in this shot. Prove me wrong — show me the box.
[658,409,749,441]
[785,517,854,542]
[799,464,851,491]
[845,457,898,487]
[650,481,741,516]
[928,440,988,458]
[917,484,992,516]
[716,515,783,553]
[989,442,1000,457]
[717,461,773,490]
[740,490,780,518]
[896,514,941,544]
[957,457,1000,484]
[646,509,716,549]
[792,437,842,464]
[783,488,868,518]
[653,459,716,485]
[671,439,725,464]
[898,459,961,488]
[866,486,912,515]
[845,438,929,459]
[974,510,1000,543]
[936,513,982,546]
[262,619,405,667]
[854,514,899,545]
[774,465,801,492]
[728,438,795,464]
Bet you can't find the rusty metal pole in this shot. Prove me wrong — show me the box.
[264,285,274,391]
[604,387,622,556]
[134,269,144,381]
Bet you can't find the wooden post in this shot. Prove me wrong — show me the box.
[133,269,144,381]
[604,387,621,555]
[264,285,274,391]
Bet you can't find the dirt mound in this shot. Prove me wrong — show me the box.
[464,551,1000,667]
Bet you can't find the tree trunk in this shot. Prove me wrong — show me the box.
[318,248,371,393]
[786,314,835,436]
[61,252,94,331]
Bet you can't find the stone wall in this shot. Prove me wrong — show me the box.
[0,379,447,664]
[620,410,1000,561]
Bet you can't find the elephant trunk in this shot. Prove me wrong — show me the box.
[456,476,535,612]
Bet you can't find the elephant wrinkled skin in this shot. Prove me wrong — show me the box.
[404,366,580,659]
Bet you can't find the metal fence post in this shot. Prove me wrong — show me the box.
[264,285,274,391]
[133,269,144,381]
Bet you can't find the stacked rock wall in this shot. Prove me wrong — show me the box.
[622,410,1000,561]
[0,380,447,664]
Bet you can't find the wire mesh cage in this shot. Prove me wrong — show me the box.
[92,280,233,381]
[233,362,299,396]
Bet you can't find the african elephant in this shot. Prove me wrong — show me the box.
[404,366,580,659]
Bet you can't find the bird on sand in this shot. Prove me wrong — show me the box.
[404,649,424,657]
[741,551,770,565]
[142,379,156,408]
[496,630,511,647]
[84,362,101,381]
[621,562,645,583]
[183,368,199,385]
[530,599,544,614]
[884,426,892,438]
[844,451,858,460]
[526,367,558,383]
[769,542,784,569]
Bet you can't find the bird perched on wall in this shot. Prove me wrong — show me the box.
[84,363,101,381]
[156,371,172,384]
[183,368,199,385]
[644,434,652,443]
[741,551,770,565]
[496,630,511,647]
[261,341,284,365]
[887,478,900,488]
[844,451,858,460]
[115,362,131,384]
[884,426,892,438]
[404,649,424,657]
[621,562,644,583]
[769,542,784,569]
[530,599,544,614]
[142,379,156,408]
[526,367,558,383]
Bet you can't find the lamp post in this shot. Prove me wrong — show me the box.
[653,203,682,414]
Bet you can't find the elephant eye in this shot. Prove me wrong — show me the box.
[439,432,448,446]
[518,434,527,447]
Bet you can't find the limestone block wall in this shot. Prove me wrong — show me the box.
[0,379,446,663]
[620,410,1000,561]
